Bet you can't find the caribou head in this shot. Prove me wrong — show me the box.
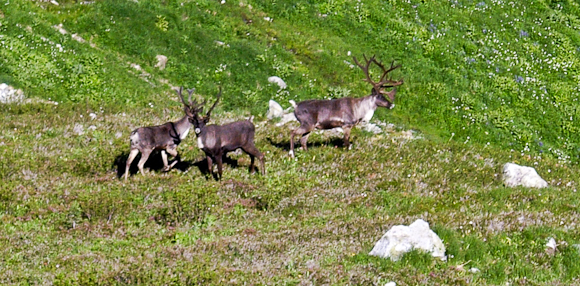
[353,54,404,109]
[178,87,222,135]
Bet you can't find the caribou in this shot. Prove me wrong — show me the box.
[124,87,194,180]
[289,55,403,157]
[179,87,265,180]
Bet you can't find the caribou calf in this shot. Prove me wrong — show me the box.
[179,87,265,180]
[290,55,404,157]
[124,87,194,180]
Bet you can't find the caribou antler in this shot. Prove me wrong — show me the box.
[353,54,403,98]
[353,54,376,86]
[372,59,403,88]
[206,86,222,119]
[176,87,203,116]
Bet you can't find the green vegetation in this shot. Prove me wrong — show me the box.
[1,0,580,284]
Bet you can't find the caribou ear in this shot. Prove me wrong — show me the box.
[203,116,210,124]
[385,87,397,103]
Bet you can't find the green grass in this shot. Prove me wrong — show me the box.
[1,102,580,284]
[3,0,580,159]
[2,0,580,284]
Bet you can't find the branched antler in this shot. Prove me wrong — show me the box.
[373,59,403,87]
[353,54,376,86]
[176,87,204,115]
[353,54,403,96]
[206,86,222,119]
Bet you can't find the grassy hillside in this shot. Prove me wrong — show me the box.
[3,0,580,160]
[1,0,580,284]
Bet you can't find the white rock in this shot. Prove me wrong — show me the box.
[385,282,396,286]
[401,130,414,139]
[546,237,557,250]
[73,124,84,135]
[155,55,168,70]
[268,76,287,89]
[319,127,344,138]
[71,33,86,43]
[130,63,142,71]
[267,100,284,119]
[0,83,25,103]
[53,24,67,34]
[469,267,480,273]
[267,99,298,126]
[89,113,97,120]
[360,122,382,134]
[369,219,446,261]
[276,112,297,126]
[546,237,557,255]
[502,163,548,188]
[88,125,97,131]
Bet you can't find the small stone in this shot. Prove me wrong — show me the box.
[503,163,547,188]
[0,83,25,103]
[53,24,67,34]
[369,219,446,261]
[267,100,284,119]
[72,33,86,43]
[155,55,168,70]
[469,267,480,273]
[546,237,557,249]
[360,122,382,134]
[267,99,297,126]
[268,76,287,89]
[73,124,84,135]
[130,63,142,71]
[546,237,557,255]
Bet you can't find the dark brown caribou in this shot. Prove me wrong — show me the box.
[124,87,194,180]
[179,87,265,180]
[289,55,403,157]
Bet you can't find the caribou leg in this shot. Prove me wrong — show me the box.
[206,155,213,176]
[216,151,224,180]
[136,149,152,176]
[242,145,266,175]
[124,149,140,180]
[300,132,311,150]
[161,150,170,171]
[165,147,180,170]
[343,125,353,150]
[290,125,313,158]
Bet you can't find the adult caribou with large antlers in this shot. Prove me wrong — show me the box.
[289,55,403,157]
[179,87,265,180]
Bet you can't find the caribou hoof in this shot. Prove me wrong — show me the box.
[162,166,171,172]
